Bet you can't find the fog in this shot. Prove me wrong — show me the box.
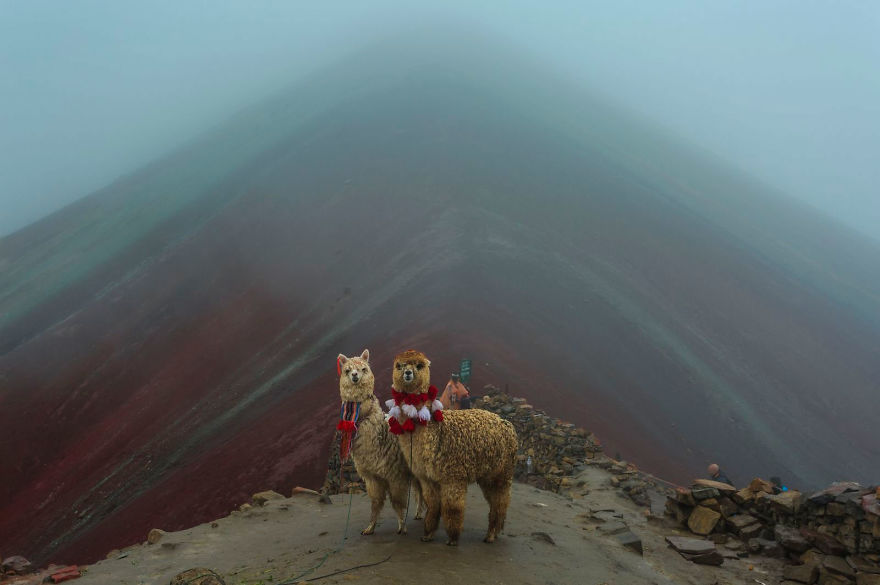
[2,1,878,238]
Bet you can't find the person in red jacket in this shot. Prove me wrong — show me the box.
[439,373,470,410]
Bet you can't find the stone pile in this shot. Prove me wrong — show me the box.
[665,477,880,583]
[473,386,603,492]
[321,434,364,495]
[321,387,604,495]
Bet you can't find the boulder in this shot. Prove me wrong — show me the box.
[823,555,856,579]
[676,488,697,507]
[827,502,847,517]
[252,490,285,507]
[776,524,812,553]
[802,528,848,556]
[170,568,226,585]
[688,506,721,535]
[767,490,804,514]
[783,563,819,584]
[692,487,721,501]
[847,556,880,574]
[863,494,880,518]
[147,528,166,545]
[598,520,629,536]
[732,487,756,504]
[694,478,737,493]
[717,496,739,518]
[665,536,717,555]
[727,513,760,536]
[700,497,721,512]
[1,556,33,574]
[740,522,764,540]
[749,478,776,494]
[665,499,692,526]
[809,483,863,506]
[801,549,827,567]
[616,531,643,555]
[756,538,784,558]
[682,550,724,566]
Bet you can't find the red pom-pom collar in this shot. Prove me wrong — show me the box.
[390,385,438,407]
[387,386,443,433]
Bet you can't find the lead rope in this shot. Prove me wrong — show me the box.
[404,433,414,521]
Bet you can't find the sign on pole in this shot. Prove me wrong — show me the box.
[459,358,472,383]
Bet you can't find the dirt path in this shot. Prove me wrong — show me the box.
[74,466,784,585]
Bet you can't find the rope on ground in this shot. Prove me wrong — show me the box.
[275,488,355,585]
[304,555,392,582]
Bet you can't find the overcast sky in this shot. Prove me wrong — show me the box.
[1,1,878,239]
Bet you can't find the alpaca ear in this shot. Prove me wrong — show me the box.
[360,349,370,362]
[425,359,431,366]
[337,354,348,365]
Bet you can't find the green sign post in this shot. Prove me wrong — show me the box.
[459,358,472,383]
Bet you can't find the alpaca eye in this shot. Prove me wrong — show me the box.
[361,368,367,373]
[345,368,350,373]
[416,363,424,370]
[396,363,402,369]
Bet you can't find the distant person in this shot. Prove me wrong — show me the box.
[707,463,733,486]
[440,373,470,410]
[769,476,789,493]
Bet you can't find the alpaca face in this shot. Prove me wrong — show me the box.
[338,349,374,403]
[392,349,431,393]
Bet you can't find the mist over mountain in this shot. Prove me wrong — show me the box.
[2,31,879,565]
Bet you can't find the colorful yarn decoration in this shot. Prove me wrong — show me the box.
[337,401,360,461]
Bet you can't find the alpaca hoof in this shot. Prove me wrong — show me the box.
[361,527,375,536]
[397,526,407,535]
[483,535,496,543]
[420,535,434,542]
[446,539,458,547]
[414,513,424,520]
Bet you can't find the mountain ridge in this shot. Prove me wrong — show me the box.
[2,31,878,564]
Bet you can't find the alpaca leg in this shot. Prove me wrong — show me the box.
[420,481,441,542]
[413,479,425,520]
[361,476,386,535]
[440,481,468,546]
[479,474,513,543]
[388,479,410,535]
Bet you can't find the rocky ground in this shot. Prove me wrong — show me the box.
[2,463,785,585]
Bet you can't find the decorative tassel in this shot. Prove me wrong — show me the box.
[388,417,404,435]
[338,401,360,461]
[388,405,401,419]
[385,398,396,410]
[402,404,418,419]
[431,399,444,412]
[418,406,431,422]
[433,410,444,422]
[402,418,415,432]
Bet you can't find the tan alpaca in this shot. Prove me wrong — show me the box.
[388,349,517,546]
[337,349,422,535]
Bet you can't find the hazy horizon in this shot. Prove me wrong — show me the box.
[2,1,879,239]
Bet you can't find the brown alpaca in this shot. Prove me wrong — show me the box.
[337,349,422,535]
[388,349,517,545]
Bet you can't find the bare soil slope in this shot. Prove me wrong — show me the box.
[76,468,783,585]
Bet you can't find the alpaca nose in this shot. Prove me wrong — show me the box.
[352,373,359,381]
